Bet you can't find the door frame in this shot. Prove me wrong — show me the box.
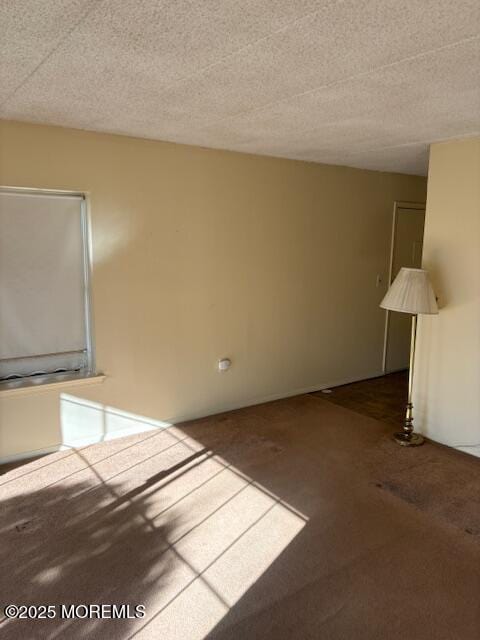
[381,201,426,374]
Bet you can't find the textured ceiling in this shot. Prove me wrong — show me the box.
[1,1,479,175]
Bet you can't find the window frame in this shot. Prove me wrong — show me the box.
[0,186,96,389]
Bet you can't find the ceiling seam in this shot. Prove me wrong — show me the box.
[60,31,477,139]
[192,34,480,130]
[141,0,343,94]
[0,0,340,113]
[0,0,104,110]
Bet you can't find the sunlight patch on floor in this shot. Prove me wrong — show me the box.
[57,395,307,638]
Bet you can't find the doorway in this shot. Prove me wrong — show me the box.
[382,202,426,373]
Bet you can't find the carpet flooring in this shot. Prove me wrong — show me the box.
[1,394,479,639]
[312,370,409,427]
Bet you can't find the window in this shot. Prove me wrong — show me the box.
[0,188,94,384]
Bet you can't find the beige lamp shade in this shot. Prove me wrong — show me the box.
[380,268,438,315]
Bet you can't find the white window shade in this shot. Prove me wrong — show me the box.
[0,190,91,380]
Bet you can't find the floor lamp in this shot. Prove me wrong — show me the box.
[380,268,438,446]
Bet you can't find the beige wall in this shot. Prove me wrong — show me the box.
[0,120,426,461]
[414,137,480,456]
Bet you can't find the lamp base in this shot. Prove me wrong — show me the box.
[393,432,424,447]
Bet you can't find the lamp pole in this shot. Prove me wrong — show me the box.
[394,314,424,446]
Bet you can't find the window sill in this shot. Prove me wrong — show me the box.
[0,373,106,398]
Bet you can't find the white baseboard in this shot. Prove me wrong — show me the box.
[0,369,385,465]
[160,369,386,425]
[447,444,480,458]
[0,445,61,465]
